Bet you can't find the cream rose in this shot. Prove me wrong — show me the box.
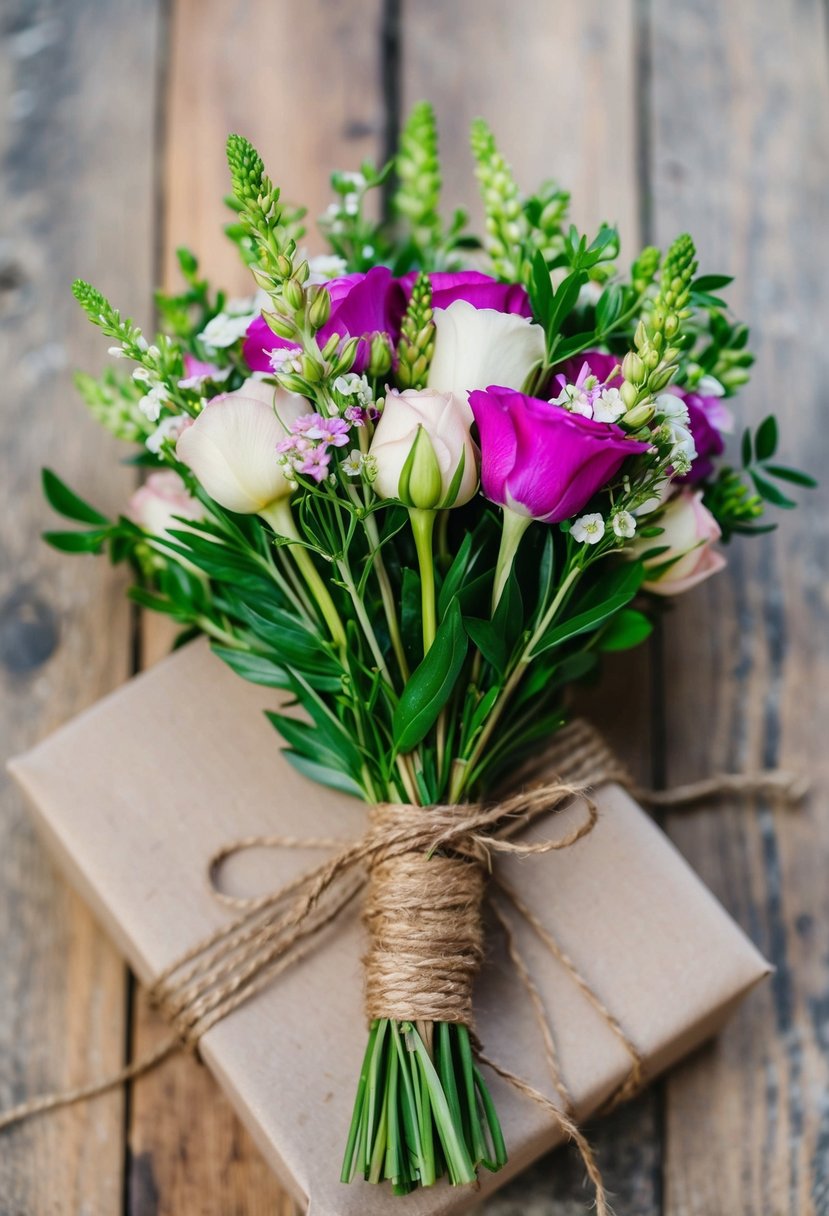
[369,388,479,510]
[426,300,545,398]
[176,379,310,515]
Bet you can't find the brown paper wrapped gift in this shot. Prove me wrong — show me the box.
[9,639,769,1214]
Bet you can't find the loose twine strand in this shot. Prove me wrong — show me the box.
[0,721,807,1214]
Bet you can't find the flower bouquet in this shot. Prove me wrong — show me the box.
[43,103,812,1200]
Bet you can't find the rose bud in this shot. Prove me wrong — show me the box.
[427,301,545,399]
[369,388,479,510]
[632,488,726,595]
[127,471,204,539]
[176,379,310,525]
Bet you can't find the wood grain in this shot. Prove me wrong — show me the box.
[647,1,829,1212]
[0,0,162,1212]
[127,3,387,1211]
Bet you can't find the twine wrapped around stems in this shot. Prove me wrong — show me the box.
[0,720,807,1213]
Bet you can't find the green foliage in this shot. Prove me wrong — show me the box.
[395,272,435,390]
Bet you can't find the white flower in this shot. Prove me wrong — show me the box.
[342,449,363,477]
[307,254,347,283]
[696,374,725,398]
[107,345,126,359]
[146,414,192,455]
[656,393,697,471]
[269,348,302,374]
[339,171,367,190]
[656,393,690,428]
[198,311,254,350]
[333,373,373,407]
[612,510,637,539]
[138,384,170,422]
[369,387,479,509]
[132,366,151,384]
[571,513,606,544]
[427,301,545,398]
[592,387,626,424]
[549,383,594,417]
[176,379,310,514]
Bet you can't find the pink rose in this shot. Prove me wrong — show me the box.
[469,387,648,523]
[127,471,204,539]
[637,489,726,595]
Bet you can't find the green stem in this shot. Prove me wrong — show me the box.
[492,508,532,612]
[410,508,437,653]
[258,500,347,649]
[362,509,410,681]
[450,563,582,802]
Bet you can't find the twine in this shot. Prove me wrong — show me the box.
[0,720,807,1214]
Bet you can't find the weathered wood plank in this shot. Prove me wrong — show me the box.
[647,1,829,1213]
[128,2,388,1210]
[0,0,162,1211]
[402,4,661,1212]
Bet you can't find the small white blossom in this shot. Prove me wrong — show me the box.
[138,384,170,422]
[269,348,302,374]
[333,373,373,407]
[146,414,190,455]
[198,311,255,350]
[549,383,593,417]
[307,253,347,283]
[696,374,725,398]
[132,366,152,384]
[571,513,606,544]
[343,192,360,217]
[107,345,126,359]
[612,511,637,539]
[656,393,690,428]
[341,449,364,477]
[592,387,626,424]
[147,344,161,360]
[135,335,149,352]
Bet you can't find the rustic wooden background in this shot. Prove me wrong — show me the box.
[1,1,827,1212]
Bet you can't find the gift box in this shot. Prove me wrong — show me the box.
[9,639,769,1215]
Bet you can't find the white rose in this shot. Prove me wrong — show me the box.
[426,301,545,398]
[369,388,479,510]
[176,379,310,514]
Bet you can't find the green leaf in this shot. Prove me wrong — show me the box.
[42,469,109,525]
[750,470,796,509]
[754,415,778,461]
[212,645,291,689]
[281,750,364,798]
[763,464,817,488]
[533,562,645,655]
[741,427,753,467]
[42,529,108,553]
[393,600,468,753]
[595,283,623,332]
[691,273,734,292]
[598,608,653,652]
[438,532,473,618]
[529,250,554,328]
[546,270,587,345]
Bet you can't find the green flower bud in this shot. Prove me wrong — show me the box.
[294,259,310,284]
[368,333,392,378]
[621,402,655,430]
[308,287,331,331]
[300,354,322,383]
[648,364,677,393]
[331,336,360,376]
[277,371,311,396]
[321,333,341,361]
[621,380,640,409]
[275,254,293,279]
[265,311,298,340]
[282,278,305,311]
[397,424,443,510]
[622,351,646,383]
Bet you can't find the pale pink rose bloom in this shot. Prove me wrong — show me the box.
[127,471,204,539]
[638,488,726,596]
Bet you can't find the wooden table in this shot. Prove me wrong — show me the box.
[1,2,827,1212]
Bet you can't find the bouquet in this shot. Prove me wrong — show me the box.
[44,102,812,1198]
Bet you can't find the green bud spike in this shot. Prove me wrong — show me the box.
[470,118,526,280]
[396,272,435,390]
[395,101,442,255]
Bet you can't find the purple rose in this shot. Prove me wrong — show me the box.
[469,387,649,523]
[390,271,531,331]
[244,266,396,375]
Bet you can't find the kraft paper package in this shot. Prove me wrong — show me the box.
[10,640,769,1215]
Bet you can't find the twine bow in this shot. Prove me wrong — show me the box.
[0,721,807,1215]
